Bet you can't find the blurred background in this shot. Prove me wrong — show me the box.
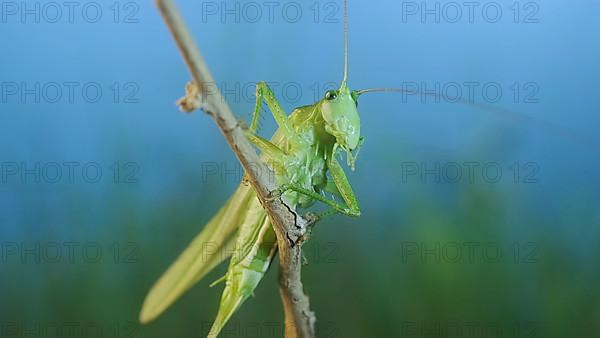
[1,0,599,337]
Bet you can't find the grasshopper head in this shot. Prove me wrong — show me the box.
[320,0,365,169]
[321,82,361,168]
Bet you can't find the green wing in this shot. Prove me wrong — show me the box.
[139,184,255,323]
[207,195,278,337]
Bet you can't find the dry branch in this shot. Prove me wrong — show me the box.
[155,1,316,337]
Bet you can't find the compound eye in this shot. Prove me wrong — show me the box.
[325,90,338,101]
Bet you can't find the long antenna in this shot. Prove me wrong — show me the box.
[343,0,348,83]
[356,88,402,95]
[355,87,600,151]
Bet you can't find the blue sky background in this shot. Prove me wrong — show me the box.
[1,1,599,337]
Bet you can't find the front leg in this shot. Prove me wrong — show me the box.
[275,183,359,217]
[325,155,361,217]
[276,154,361,218]
[245,133,289,163]
[249,82,301,147]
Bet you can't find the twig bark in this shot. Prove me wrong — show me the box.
[155,1,316,337]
